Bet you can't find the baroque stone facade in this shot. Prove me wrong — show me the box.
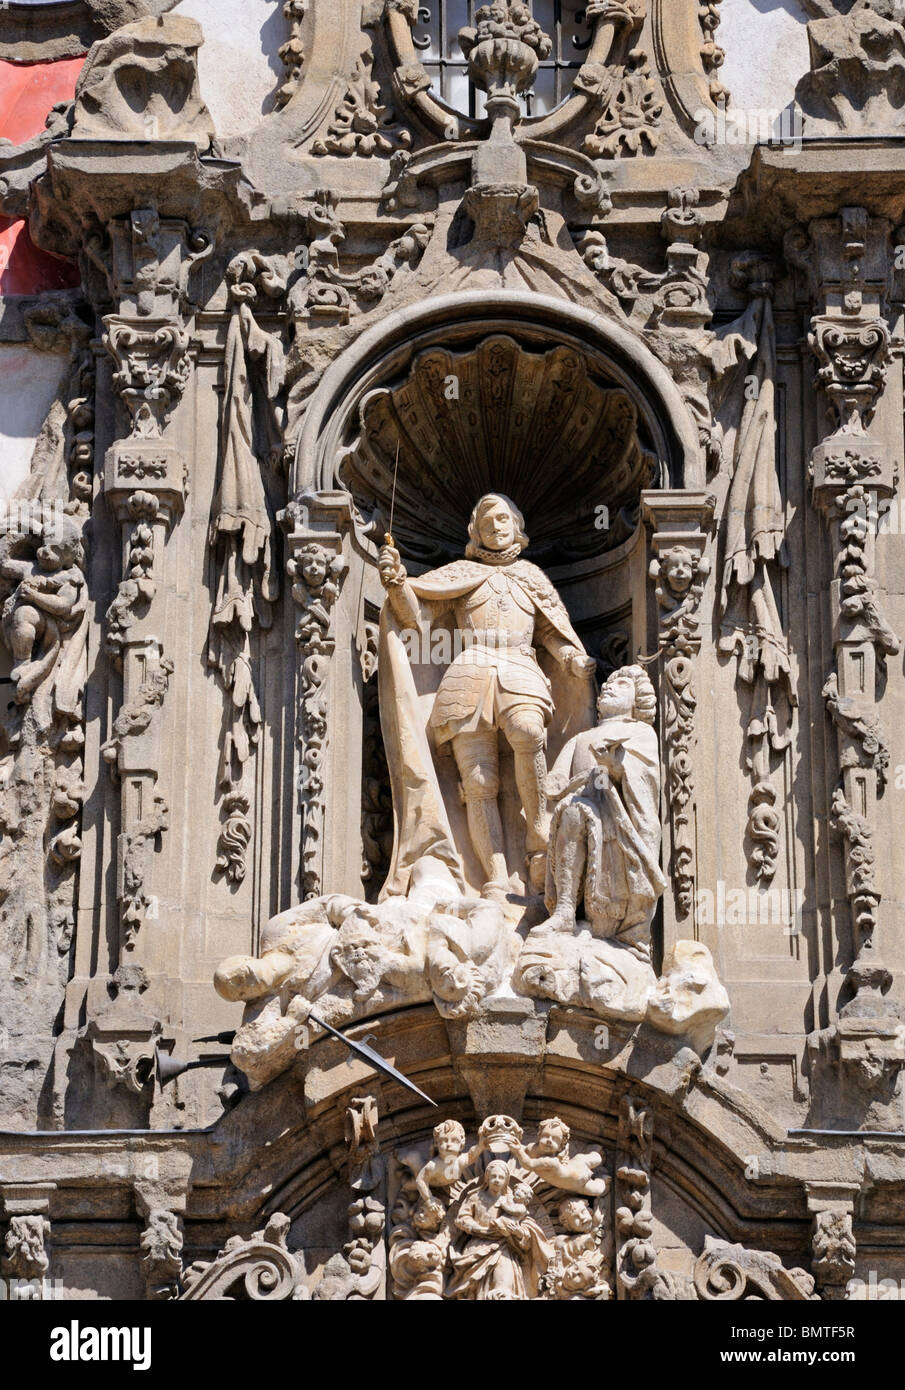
[1,0,905,1303]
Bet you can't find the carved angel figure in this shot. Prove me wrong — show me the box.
[414,1119,486,1226]
[546,1198,611,1300]
[0,523,87,728]
[509,1117,608,1197]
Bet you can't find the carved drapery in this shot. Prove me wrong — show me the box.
[714,256,795,883]
[208,250,287,885]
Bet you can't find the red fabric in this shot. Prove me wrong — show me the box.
[0,57,85,295]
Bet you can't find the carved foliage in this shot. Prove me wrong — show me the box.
[275,0,307,110]
[287,533,347,898]
[615,1094,673,1300]
[313,50,412,157]
[583,51,662,157]
[694,1239,817,1301]
[103,318,192,441]
[1,1215,51,1281]
[650,545,710,917]
[140,1208,183,1301]
[182,1214,307,1301]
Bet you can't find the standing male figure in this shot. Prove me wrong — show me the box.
[378,493,596,898]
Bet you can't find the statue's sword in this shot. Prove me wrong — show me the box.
[384,439,401,550]
[196,1013,438,1108]
[307,1011,437,1107]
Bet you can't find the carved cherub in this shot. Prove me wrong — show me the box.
[415,1119,486,1218]
[548,1198,610,1301]
[649,544,708,611]
[289,544,346,642]
[510,1118,608,1197]
[0,530,86,704]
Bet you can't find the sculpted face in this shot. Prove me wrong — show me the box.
[435,1120,465,1157]
[663,548,694,595]
[300,549,328,587]
[477,499,518,551]
[332,916,385,995]
[485,1160,510,1195]
[536,1119,567,1155]
[598,672,635,720]
[560,1199,593,1233]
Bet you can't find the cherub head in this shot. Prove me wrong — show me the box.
[466,494,529,558]
[558,1198,594,1234]
[297,544,329,590]
[660,546,694,595]
[597,664,656,725]
[535,1118,569,1157]
[36,525,83,574]
[433,1118,466,1159]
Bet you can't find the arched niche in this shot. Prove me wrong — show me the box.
[288,292,701,901]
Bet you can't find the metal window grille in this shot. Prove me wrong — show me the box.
[413,0,592,118]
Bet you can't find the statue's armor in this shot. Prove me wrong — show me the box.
[427,568,555,745]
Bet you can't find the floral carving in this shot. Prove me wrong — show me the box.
[650,543,711,917]
[140,1208,183,1301]
[583,51,662,157]
[275,0,306,110]
[313,51,412,157]
[103,318,192,440]
[287,536,347,898]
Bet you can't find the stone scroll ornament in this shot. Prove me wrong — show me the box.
[208,252,287,886]
[713,257,795,883]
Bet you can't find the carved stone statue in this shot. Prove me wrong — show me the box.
[389,1112,611,1301]
[546,1198,610,1300]
[378,493,596,900]
[0,520,88,731]
[447,1159,553,1300]
[541,664,666,943]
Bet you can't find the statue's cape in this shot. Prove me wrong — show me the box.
[407,558,585,652]
[379,559,595,900]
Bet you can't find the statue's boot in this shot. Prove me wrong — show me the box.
[544,833,586,931]
[512,742,550,894]
[465,796,510,899]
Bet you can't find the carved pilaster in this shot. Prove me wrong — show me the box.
[283,493,350,898]
[642,490,715,924]
[84,207,204,1093]
[802,208,905,1130]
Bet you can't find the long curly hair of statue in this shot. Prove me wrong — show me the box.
[465,494,529,557]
